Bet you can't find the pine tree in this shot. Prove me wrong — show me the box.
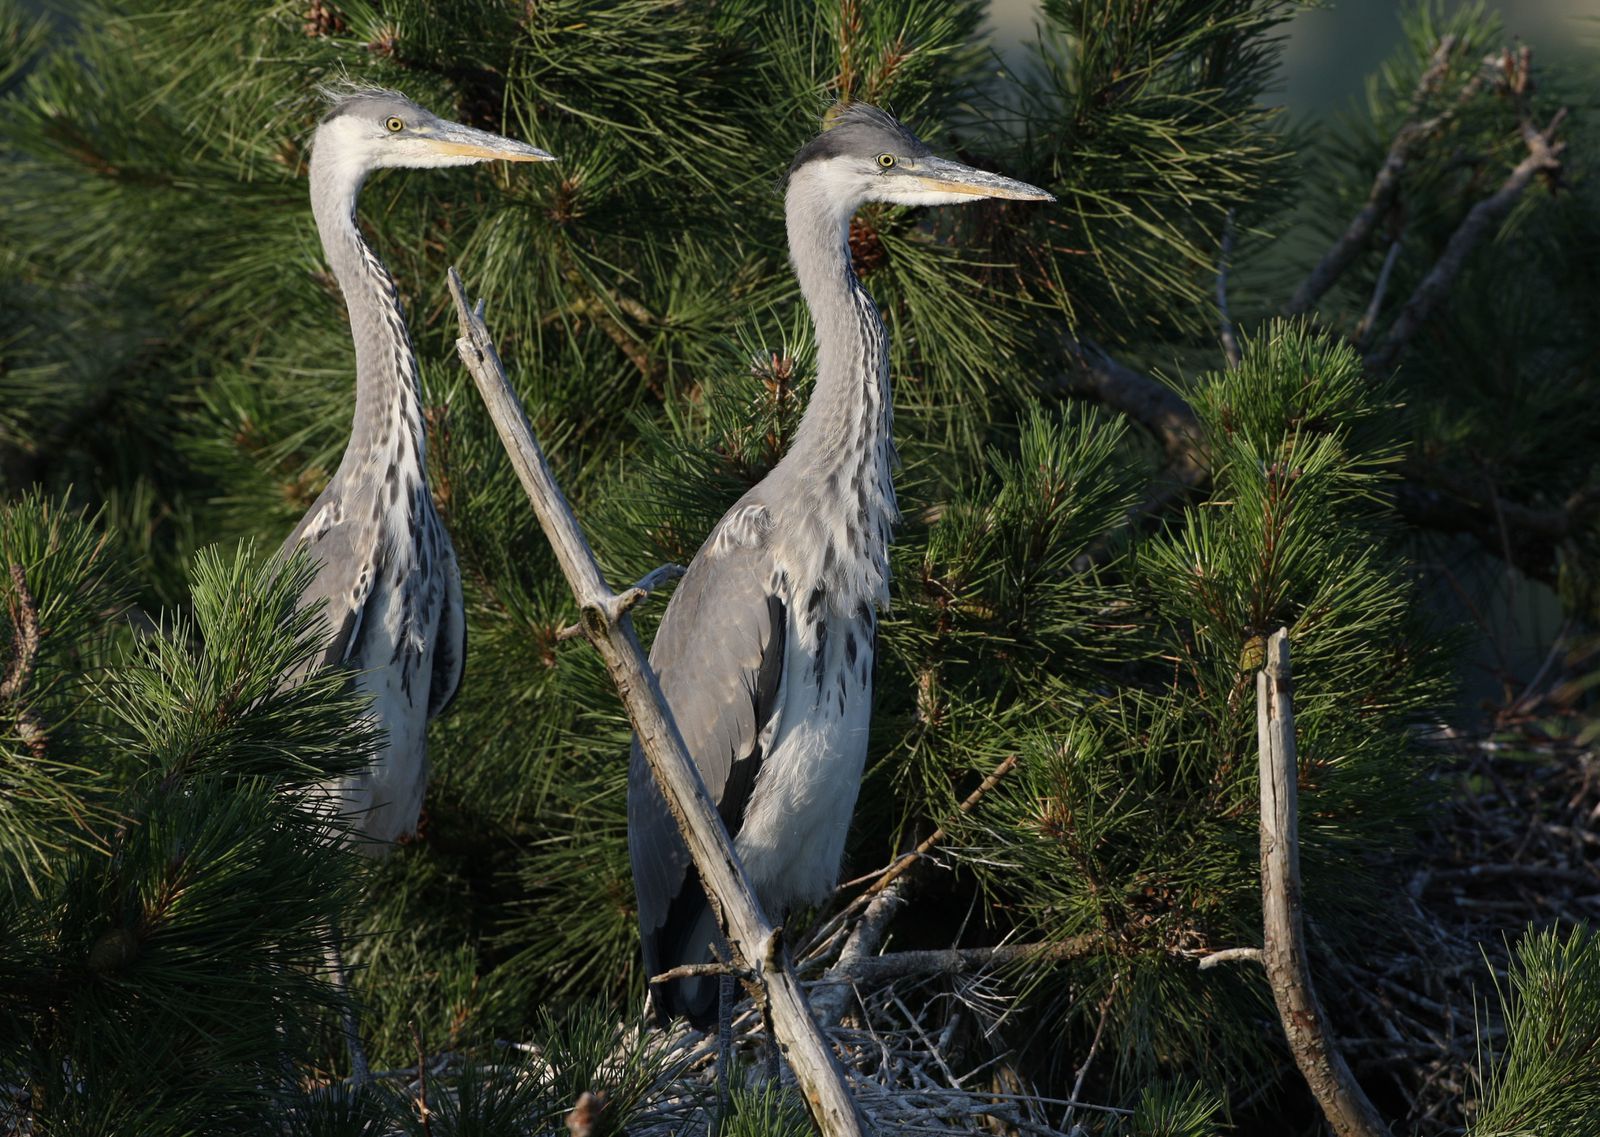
[3,0,1598,1133]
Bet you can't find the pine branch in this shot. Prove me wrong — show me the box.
[446,265,868,1137]
[3,563,47,758]
[816,938,1098,988]
[1050,339,1207,493]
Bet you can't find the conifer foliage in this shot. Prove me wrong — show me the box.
[2,0,1599,1133]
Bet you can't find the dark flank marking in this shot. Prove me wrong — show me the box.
[823,544,836,573]
[845,631,857,666]
[807,587,824,615]
[813,620,828,687]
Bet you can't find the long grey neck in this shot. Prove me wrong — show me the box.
[778,178,897,526]
[309,151,426,489]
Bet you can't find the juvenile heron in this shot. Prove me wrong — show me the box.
[628,104,1051,1026]
[282,88,551,1076]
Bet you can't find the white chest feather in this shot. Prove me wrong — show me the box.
[735,585,877,914]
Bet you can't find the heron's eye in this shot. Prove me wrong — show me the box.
[876,153,896,169]
[385,116,405,133]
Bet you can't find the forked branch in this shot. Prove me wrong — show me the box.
[448,266,868,1137]
[1284,35,1467,315]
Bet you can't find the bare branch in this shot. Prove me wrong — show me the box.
[1197,947,1264,970]
[556,562,685,642]
[1257,630,1387,1137]
[649,961,754,985]
[1364,108,1566,374]
[1065,979,1118,1131]
[412,1022,433,1137]
[1352,236,1403,348]
[1216,210,1241,369]
[448,266,868,1137]
[1285,36,1465,315]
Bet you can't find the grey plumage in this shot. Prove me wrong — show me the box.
[628,104,1052,1026]
[284,89,550,849]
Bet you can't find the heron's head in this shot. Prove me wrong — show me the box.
[314,88,553,177]
[785,103,1052,215]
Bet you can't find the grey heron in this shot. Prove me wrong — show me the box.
[281,88,552,1076]
[627,103,1052,1027]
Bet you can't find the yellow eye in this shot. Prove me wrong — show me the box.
[876,153,896,169]
[385,116,404,133]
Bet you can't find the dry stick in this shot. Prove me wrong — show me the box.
[1364,109,1567,375]
[1216,210,1241,369]
[1197,946,1264,971]
[1284,35,1461,315]
[447,266,869,1137]
[1257,629,1386,1137]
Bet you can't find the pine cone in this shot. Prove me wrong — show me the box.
[302,0,346,38]
[849,215,887,277]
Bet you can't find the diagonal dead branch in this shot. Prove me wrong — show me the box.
[1363,107,1567,375]
[1258,629,1387,1137]
[1285,35,1467,315]
[448,265,869,1137]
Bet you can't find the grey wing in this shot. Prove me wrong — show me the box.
[627,504,786,1022]
[281,486,383,675]
[427,533,466,719]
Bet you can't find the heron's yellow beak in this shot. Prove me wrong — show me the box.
[424,123,554,163]
[900,156,1053,201]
